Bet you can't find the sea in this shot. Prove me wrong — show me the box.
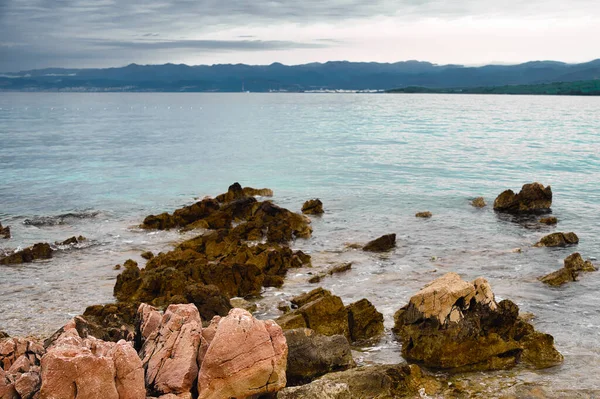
[1,92,599,395]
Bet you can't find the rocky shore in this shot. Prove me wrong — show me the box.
[1,182,597,398]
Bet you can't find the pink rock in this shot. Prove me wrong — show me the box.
[140,304,202,395]
[198,316,220,365]
[14,371,41,399]
[0,337,40,370]
[0,368,19,399]
[109,341,146,399]
[8,355,31,374]
[197,308,287,399]
[138,304,162,344]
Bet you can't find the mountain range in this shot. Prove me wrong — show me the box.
[2,60,600,92]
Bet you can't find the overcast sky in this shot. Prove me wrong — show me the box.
[1,0,599,72]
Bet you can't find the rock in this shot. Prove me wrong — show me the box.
[0,223,10,239]
[346,299,384,341]
[0,368,19,399]
[0,243,53,265]
[393,272,563,371]
[471,197,486,208]
[77,303,138,342]
[277,288,349,338]
[40,322,145,399]
[415,211,432,218]
[493,182,552,213]
[277,364,442,399]
[140,304,202,395]
[301,199,324,215]
[141,251,154,260]
[0,337,44,371]
[534,232,579,247]
[284,329,354,386]
[57,236,86,246]
[198,308,287,399]
[14,371,41,399]
[242,187,274,198]
[539,253,597,286]
[539,216,558,225]
[0,332,8,339]
[308,263,352,284]
[362,234,396,252]
[229,298,257,313]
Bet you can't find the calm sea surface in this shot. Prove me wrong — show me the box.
[1,93,599,393]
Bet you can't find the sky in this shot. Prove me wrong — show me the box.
[0,0,599,72]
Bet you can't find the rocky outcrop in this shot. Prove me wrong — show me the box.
[301,199,324,215]
[539,253,597,286]
[284,329,354,386]
[539,216,558,225]
[40,321,145,399]
[0,243,53,265]
[198,308,287,399]
[471,197,486,208]
[534,232,579,247]
[393,272,563,371]
[415,211,432,218]
[362,234,396,252]
[0,223,10,239]
[493,182,552,213]
[0,335,44,399]
[139,304,202,395]
[277,364,442,399]
[346,299,384,342]
[308,263,352,284]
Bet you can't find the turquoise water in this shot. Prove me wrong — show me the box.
[1,93,600,392]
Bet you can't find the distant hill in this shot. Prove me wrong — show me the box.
[387,80,600,95]
[1,60,600,92]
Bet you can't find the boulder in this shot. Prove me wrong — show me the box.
[539,216,558,225]
[471,197,486,208]
[493,182,552,213]
[534,232,579,247]
[0,243,53,265]
[141,251,154,260]
[301,199,324,215]
[78,303,138,342]
[363,234,396,252]
[277,364,442,399]
[140,304,202,395]
[393,272,563,371]
[0,223,10,239]
[197,308,287,399]
[308,263,352,284]
[284,329,354,386]
[415,211,432,218]
[40,322,145,399]
[229,298,257,313]
[56,236,86,246]
[346,299,384,341]
[539,253,597,286]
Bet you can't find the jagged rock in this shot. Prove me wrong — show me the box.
[198,308,287,399]
[14,371,41,399]
[40,321,145,399]
[0,243,53,265]
[284,329,354,386]
[471,197,486,208]
[301,199,324,215]
[0,337,44,371]
[415,211,432,218]
[493,182,552,213]
[229,297,257,313]
[0,332,8,339]
[0,368,19,399]
[0,223,10,239]
[76,303,138,342]
[363,234,396,252]
[346,299,384,341]
[57,236,86,246]
[539,216,558,225]
[539,253,597,286]
[277,364,442,399]
[141,251,154,260]
[277,288,349,338]
[393,272,563,371]
[140,304,202,395]
[308,263,352,284]
[534,232,579,247]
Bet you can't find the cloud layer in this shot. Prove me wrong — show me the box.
[1,0,599,71]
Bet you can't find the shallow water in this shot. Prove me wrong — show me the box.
[1,93,600,393]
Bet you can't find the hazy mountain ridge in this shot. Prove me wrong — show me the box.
[2,60,599,92]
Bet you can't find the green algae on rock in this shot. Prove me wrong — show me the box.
[534,232,579,247]
[493,182,552,213]
[539,252,597,286]
[363,234,396,252]
[393,272,563,371]
[301,199,324,215]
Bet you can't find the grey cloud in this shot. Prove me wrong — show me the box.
[87,39,331,51]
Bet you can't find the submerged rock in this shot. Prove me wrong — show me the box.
[493,182,552,213]
[277,364,441,399]
[534,232,579,247]
[284,328,354,386]
[308,262,352,284]
[539,216,558,225]
[539,253,597,286]
[0,223,10,239]
[471,197,487,208]
[362,234,396,252]
[56,236,86,246]
[415,211,432,218]
[301,199,324,215]
[0,243,53,265]
[346,299,384,342]
[393,272,563,371]
[198,308,287,399]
